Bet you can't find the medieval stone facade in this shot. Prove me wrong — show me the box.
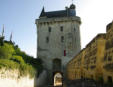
[35,4,81,84]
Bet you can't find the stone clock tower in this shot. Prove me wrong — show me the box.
[35,4,81,85]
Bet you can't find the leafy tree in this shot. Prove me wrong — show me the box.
[0,36,4,46]
[0,43,15,59]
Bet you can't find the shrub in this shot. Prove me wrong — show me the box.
[10,55,24,64]
[0,43,15,59]
[0,59,19,69]
[0,59,36,78]
[19,63,36,78]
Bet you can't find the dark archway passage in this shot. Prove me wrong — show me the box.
[53,72,63,87]
[52,59,63,86]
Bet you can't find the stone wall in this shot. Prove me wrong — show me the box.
[0,68,34,87]
[36,16,81,71]
[36,16,81,85]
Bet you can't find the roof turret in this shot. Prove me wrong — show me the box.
[70,4,76,9]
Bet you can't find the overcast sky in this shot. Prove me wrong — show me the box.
[0,0,113,57]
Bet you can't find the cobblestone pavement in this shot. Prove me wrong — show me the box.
[65,79,113,87]
[46,79,113,87]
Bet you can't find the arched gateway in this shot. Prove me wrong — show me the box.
[53,72,63,86]
[35,3,81,86]
[52,59,63,86]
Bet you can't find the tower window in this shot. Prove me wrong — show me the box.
[46,37,49,43]
[74,28,76,31]
[61,36,64,42]
[49,27,51,32]
[60,26,63,32]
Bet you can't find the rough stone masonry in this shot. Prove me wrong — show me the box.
[35,4,81,85]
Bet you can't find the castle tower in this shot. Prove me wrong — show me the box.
[35,4,81,85]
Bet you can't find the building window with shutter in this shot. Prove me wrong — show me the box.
[61,36,64,42]
[60,26,63,32]
[49,27,51,32]
[46,37,49,43]
[64,50,66,56]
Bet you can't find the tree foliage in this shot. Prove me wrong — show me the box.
[0,36,4,46]
[0,40,43,77]
[0,59,19,69]
[0,43,15,59]
[10,55,24,64]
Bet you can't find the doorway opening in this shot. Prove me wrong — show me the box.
[108,76,112,83]
[53,72,63,86]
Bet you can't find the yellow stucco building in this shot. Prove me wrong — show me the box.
[67,49,85,80]
[66,21,113,84]
[103,22,113,83]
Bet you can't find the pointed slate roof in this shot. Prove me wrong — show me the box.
[44,10,68,18]
[40,7,45,17]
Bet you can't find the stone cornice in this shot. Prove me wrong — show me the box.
[35,16,81,25]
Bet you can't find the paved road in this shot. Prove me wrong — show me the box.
[46,79,113,87]
[65,79,113,87]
